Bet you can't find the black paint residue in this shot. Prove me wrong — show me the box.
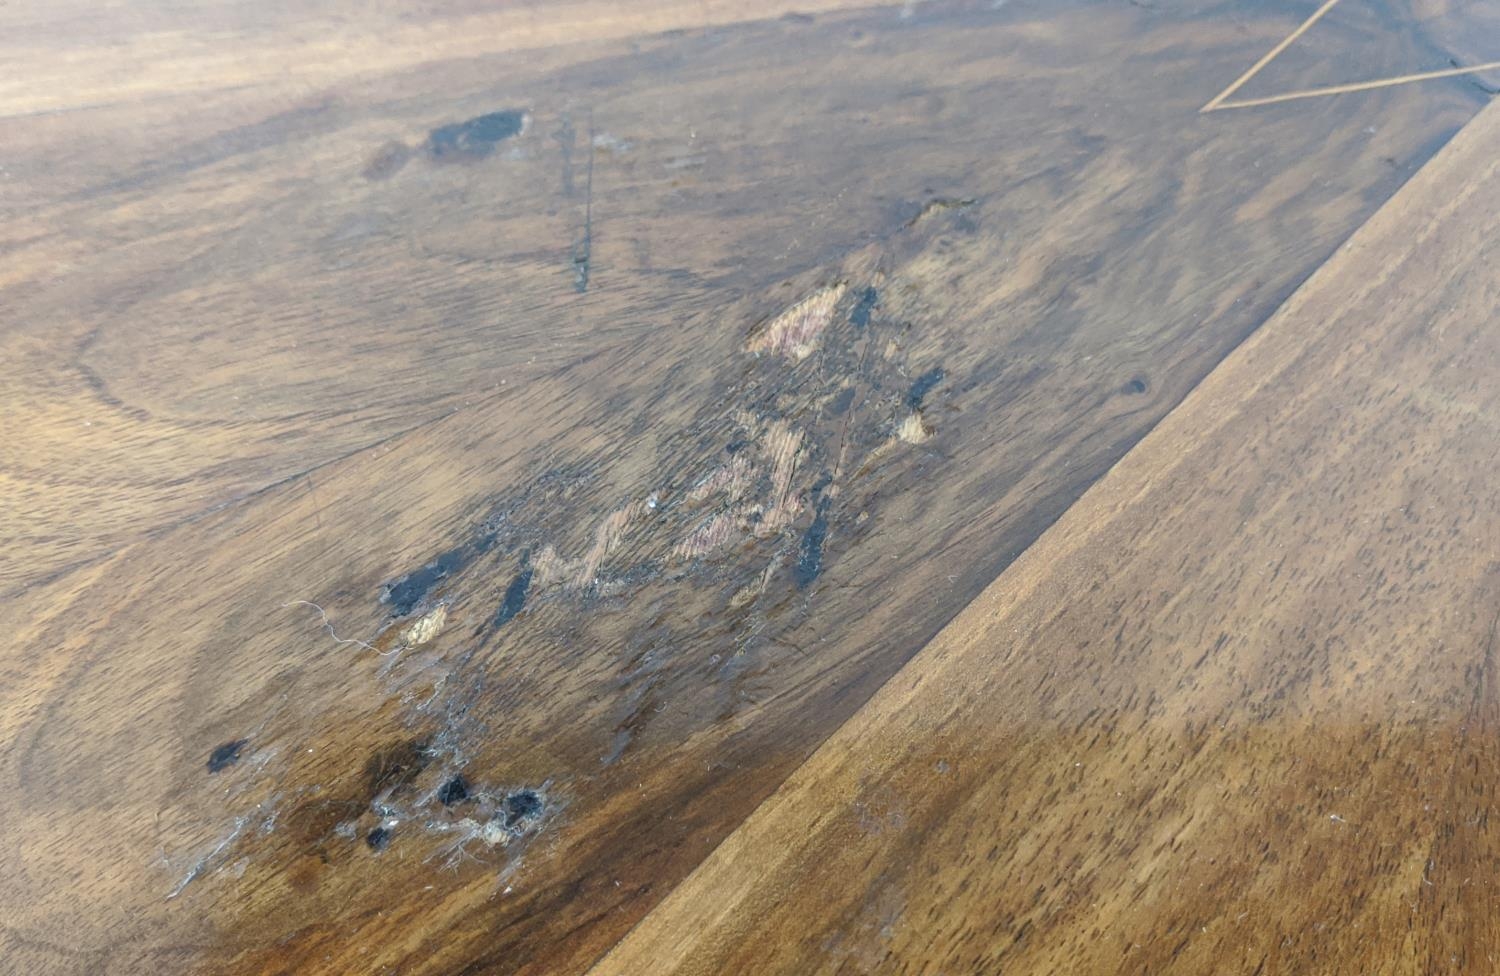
[385,549,466,617]
[436,775,471,807]
[850,286,879,330]
[905,367,946,410]
[501,789,544,830]
[206,739,247,774]
[365,738,432,796]
[795,498,831,589]
[494,568,534,628]
[366,826,392,852]
[427,110,526,160]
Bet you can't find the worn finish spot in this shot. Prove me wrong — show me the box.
[436,775,471,806]
[366,827,392,852]
[365,738,432,796]
[287,797,364,847]
[427,110,527,160]
[905,367,946,409]
[495,568,534,627]
[206,739,247,774]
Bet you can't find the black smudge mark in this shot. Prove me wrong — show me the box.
[427,110,526,160]
[366,826,392,852]
[436,775,471,806]
[905,367,946,409]
[384,549,466,617]
[494,568,534,628]
[795,497,831,589]
[206,739,247,774]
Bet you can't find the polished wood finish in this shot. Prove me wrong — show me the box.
[2,2,1496,974]
[593,97,1500,975]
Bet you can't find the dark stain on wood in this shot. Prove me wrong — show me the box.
[426,109,527,160]
[435,774,471,806]
[206,739,247,774]
[364,738,432,796]
[494,567,534,628]
[904,366,945,409]
[384,550,467,617]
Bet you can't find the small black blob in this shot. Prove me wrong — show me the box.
[1125,376,1149,395]
[206,739,247,774]
[366,826,392,852]
[502,789,544,829]
[436,775,471,806]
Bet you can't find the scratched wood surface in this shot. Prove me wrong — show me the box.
[592,96,1500,976]
[0,1,1495,974]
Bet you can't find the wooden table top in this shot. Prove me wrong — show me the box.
[2,2,1496,973]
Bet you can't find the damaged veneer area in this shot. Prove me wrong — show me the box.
[164,221,965,913]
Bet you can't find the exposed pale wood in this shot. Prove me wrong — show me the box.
[592,96,1500,976]
[2,2,1496,975]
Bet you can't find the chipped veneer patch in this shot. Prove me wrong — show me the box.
[896,413,932,444]
[535,502,642,588]
[747,283,847,360]
[687,453,755,503]
[401,604,448,646]
[759,418,806,533]
[674,511,741,559]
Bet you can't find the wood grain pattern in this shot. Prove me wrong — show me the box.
[0,0,876,118]
[592,95,1500,976]
[0,3,894,594]
[1,2,1495,975]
